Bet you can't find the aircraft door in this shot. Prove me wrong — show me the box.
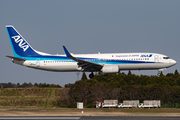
[154,55,159,63]
[36,58,40,66]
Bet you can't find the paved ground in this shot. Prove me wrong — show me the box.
[0,116,180,120]
[0,108,180,117]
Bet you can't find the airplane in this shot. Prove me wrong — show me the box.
[6,25,177,78]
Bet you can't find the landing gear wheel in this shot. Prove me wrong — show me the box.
[89,72,94,79]
[157,70,161,76]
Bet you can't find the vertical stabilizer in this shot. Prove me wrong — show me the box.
[6,25,40,57]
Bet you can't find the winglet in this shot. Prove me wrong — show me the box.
[63,46,72,57]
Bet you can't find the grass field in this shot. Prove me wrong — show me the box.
[0,88,63,108]
[0,88,179,111]
[0,88,180,116]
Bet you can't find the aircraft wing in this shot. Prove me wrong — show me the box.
[63,46,103,72]
[6,55,26,61]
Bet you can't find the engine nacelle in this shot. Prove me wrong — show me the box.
[101,65,119,73]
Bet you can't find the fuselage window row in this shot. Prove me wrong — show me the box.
[43,58,150,64]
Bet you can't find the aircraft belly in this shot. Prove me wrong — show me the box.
[43,65,78,71]
[22,61,79,72]
[40,62,79,72]
[119,63,167,70]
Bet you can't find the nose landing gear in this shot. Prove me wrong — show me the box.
[157,68,167,76]
[157,70,161,76]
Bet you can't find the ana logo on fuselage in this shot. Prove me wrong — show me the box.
[11,35,29,52]
[140,54,153,57]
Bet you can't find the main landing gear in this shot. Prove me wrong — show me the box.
[89,72,94,79]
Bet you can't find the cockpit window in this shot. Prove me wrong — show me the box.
[163,57,170,59]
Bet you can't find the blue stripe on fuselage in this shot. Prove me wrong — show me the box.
[24,56,156,64]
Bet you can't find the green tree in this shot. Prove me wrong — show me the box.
[160,71,164,76]
[34,83,39,87]
[17,83,20,87]
[128,70,132,75]
[54,70,180,108]
[174,69,179,75]
[81,72,88,80]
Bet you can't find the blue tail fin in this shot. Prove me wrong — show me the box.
[6,25,40,57]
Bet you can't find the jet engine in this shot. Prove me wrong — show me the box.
[101,65,119,73]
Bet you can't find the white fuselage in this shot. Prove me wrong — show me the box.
[13,53,176,72]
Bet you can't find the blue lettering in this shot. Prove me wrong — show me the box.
[140,54,153,57]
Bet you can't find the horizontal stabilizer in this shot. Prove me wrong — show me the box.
[6,55,26,61]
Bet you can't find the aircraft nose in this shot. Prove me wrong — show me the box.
[171,59,177,65]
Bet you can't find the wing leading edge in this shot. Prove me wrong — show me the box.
[63,46,103,72]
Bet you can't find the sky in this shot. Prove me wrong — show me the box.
[0,0,180,86]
